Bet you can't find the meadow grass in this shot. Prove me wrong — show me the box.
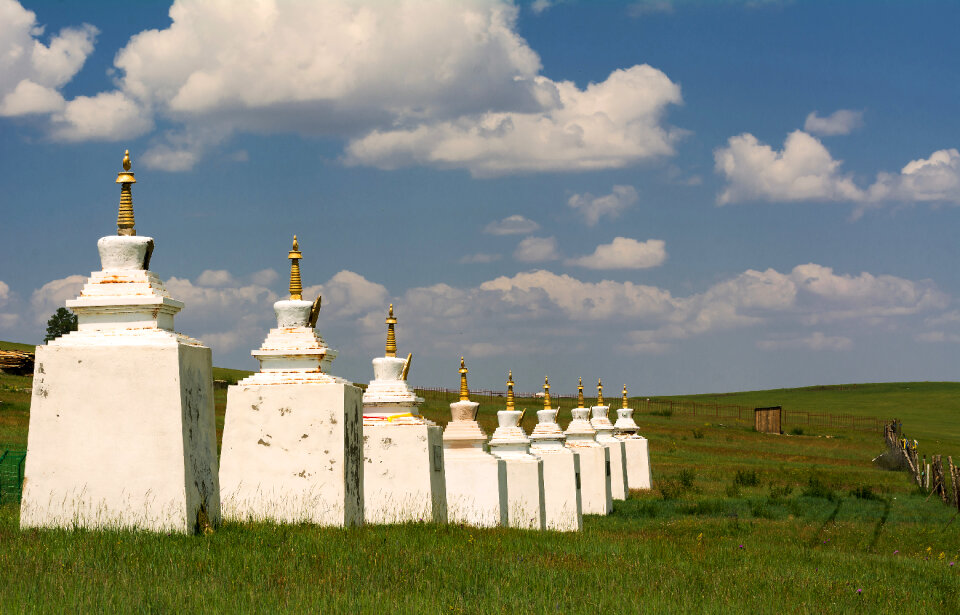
[1,355,959,611]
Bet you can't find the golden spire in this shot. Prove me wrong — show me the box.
[506,370,515,411]
[543,376,551,410]
[577,377,584,408]
[116,149,137,236]
[597,378,604,406]
[622,385,629,409]
[458,357,469,402]
[385,304,397,357]
[288,235,303,300]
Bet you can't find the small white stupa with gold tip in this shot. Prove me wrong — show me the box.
[21,151,220,533]
[441,358,508,528]
[361,305,446,524]
[218,237,363,527]
[528,376,582,532]
[564,377,612,515]
[487,372,545,530]
[614,385,652,490]
[590,379,629,501]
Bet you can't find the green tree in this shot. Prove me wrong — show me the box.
[44,307,78,342]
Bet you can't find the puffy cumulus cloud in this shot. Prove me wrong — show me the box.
[716,130,960,216]
[757,332,853,351]
[304,270,389,319]
[804,109,864,136]
[568,185,638,226]
[566,237,666,270]
[483,215,540,236]
[0,0,96,117]
[29,275,86,324]
[346,65,683,176]
[195,269,237,287]
[49,91,153,141]
[0,280,17,330]
[514,236,560,262]
[714,130,864,205]
[0,280,10,307]
[915,331,960,344]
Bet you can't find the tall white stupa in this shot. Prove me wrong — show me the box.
[614,385,652,490]
[20,151,221,533]
[590,379,629,501]
[441,358,507,527]
[361,305,446,524]
[487,372,545,530]
[219,237,363,526]
[528,376,582,532]
[564,378,612,515]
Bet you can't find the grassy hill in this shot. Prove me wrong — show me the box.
[1,346,958,611]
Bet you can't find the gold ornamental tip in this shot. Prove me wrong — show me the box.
[458,357,470,402]
[622,385,629,409]
[288,235,303,300]
[577,377,584,408]
[506,370,515,411]
[385,303,397,357]
[543,376,552,410]
[597,378,604,406]
[116,149,136,236]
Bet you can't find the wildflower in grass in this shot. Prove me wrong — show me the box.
[856,589,862,595]
[950,562,954,567]
[893,550,899,555]
[738,544,744,549]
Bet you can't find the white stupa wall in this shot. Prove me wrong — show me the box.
[363,424,447,523]
[443,399,508,527]
[533,449,582,532]
[575,445,612,515]
[623,437,652,490]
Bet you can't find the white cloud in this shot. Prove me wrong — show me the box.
[514,236,560,262]
[249,269,279,286]
[0,1,96,117]
[804,109,864,136]
[714,130,864,205]
[195,270,237,287]
[459,253,503,264]
[866,148,960,204]
[346,65,683,176]
[304,270,389,319]
[484,215,540,235]
[0,281,17,330]
[531,0,553,14]
[0,280,10,307]
[29,274,86,324]
[566,237,666,269]
[757,331,853,351]
[915,331,960,344]
[50,91,153,141]
[567,185,638,226]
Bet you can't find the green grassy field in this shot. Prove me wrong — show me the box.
[1,351,958,611]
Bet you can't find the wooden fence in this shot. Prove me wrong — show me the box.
[882,420,960,512]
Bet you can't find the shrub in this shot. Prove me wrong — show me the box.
[850,485,878,500]
[790,427,805,436]
[750,499,776,519]
[725,483,742,498]
[734,470,760,487]
[769,484,794,500]
[692,429,705,439]
[678,469,696,488]
[657,479,682,501]
[651,409,673,417]
[802,475,836,501]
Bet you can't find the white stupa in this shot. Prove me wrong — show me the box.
[441,358,507,527]
[590,379,629,501]
[614,385,652,490]
[20,151,221,533]
[564,378,612,515]
[219,237,363,527]
[528,376,582,532]
[487,372,545,530]
[361,305,446,524]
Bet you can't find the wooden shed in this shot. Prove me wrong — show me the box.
[754,406,782,434]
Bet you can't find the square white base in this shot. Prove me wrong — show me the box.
[600,440,629,500]
[443,449,508,528]
[623,437,652,490]
[502,457,546,530]
[20,343,220,533]
[363,424,447,524]
[572,446,612,515]
[531,449,582,532]
[219,382,363,526]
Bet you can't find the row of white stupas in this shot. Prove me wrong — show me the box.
[19,152,651,534]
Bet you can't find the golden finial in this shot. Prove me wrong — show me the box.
[288,235,303,300]
[458,357,469,402]
[506,370,515,411]
[622,385,629,409]
[543,376,551,410]
[116,149,137,236]
[385,304,397,357]
[577,377,584,408]
[597,378,604,406]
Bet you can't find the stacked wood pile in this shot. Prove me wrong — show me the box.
[0,351,34,376]
[883,419,960,512]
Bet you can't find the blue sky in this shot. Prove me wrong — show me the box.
[2,0,959,395]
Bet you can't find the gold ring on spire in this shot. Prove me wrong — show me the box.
[288,235,303,300]
[506,370,515,411]
[458,357,470,402]
[385,304,397,357]
[116,149,136,236]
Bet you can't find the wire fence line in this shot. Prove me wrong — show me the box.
[415,387,886,433]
